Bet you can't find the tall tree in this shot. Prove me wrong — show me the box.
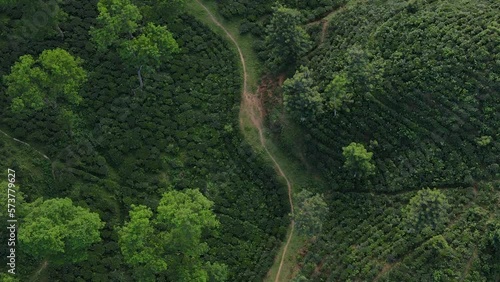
[118,204,167,281]
[119,22,179,88]
[90,0,179,88]
[118,189,227,282]
[294,189,329,237]
[3,48,87,113]
[342,142,376,178]
[264,5,311,71]
[344,45,384,97]
[324,72,354,117]
[283,66,323,123]
[402,188,450,234]
[18,197,104,264]
[90,0,142,51]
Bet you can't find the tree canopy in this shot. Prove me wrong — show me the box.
[264,5,311,71]
[342,142,376,178]
[3,48,87,113]
[90,0,142,51]
[119,22,179,72]
[324,72,354,117]
[118,189,227,281]
[90,0,179,87]
[283,66,323,123]
[294,189,329,237]
[18,197,104,264]
[402,188,450,234]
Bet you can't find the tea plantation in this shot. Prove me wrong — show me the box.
[0,0,498,281]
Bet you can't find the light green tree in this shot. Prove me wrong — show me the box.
[3,48,87,113]
[264,5,311,71]
[117,204,167,281]
[402,188,450,234]
[294,189,329,237]
[324,72,354,117]
[342,142,376,178]
[476,135,492,146]
[18,198,104,264]
[90,0,179,88]
[118,189,227,282]
[283,66,323,123]
[119,22,179,88]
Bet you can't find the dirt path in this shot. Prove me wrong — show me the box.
[461,247,478,281]
[193,1,295,281]
[30,259,48,282]
[373,261,399,282]
[320,21,329,43]
[194,0,248,94]
[0,129,50,160]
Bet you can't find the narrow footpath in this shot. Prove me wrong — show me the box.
[193,1,295,281]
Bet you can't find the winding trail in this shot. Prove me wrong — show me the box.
[193,1,295,281]
[461,247,478,281]
[320,21,329,43]
[0,129,50,160]
[29,260,48,282]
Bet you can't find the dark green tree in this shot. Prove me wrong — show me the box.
[138,0,186,21]
[18,198,104,265]
[344,45,384,97]
[402,188,450,234]
[294,189,329,237]
[491,225,500,251]
[3,48,87,113]
[264,5,312,71]
[324,72,354,117]
[283,66,323,123]
[1,0,67,39]
[118,189,227,282]
[488,221,500,278]
[342,142,376,178]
